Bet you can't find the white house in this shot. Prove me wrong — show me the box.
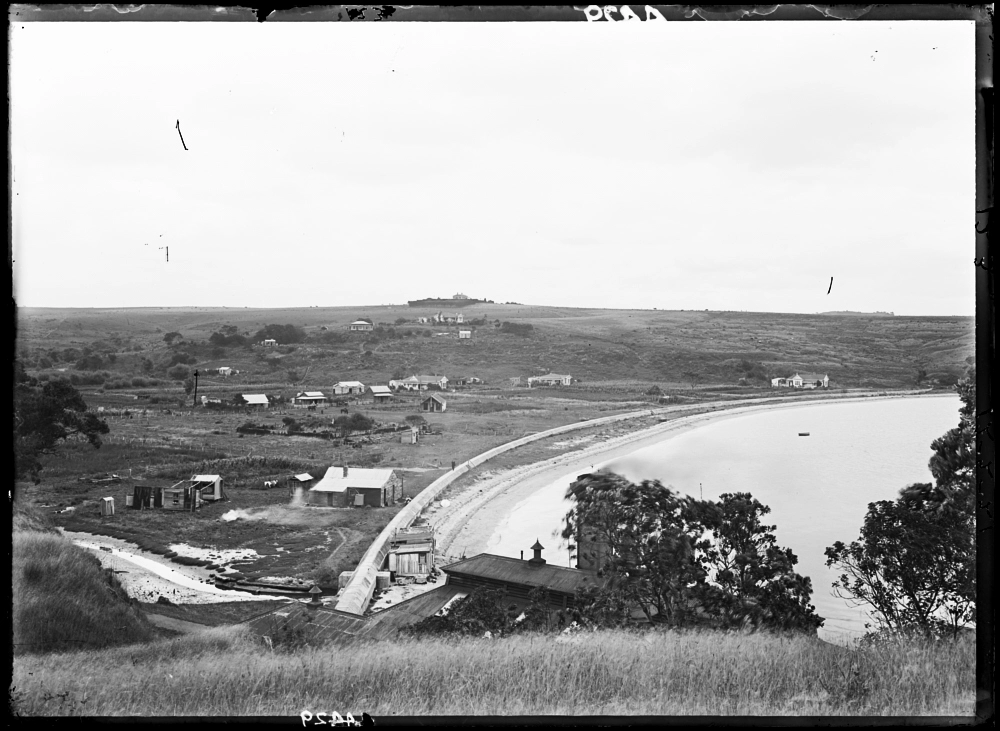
[291,391,328,407]
[262,339,277,347]
[527,373,573,387]
[241,394,270,408]
[772,373,830,389]
[333,381,366,395]
[348,320,374,332]
[390,375,449,391]
[218,366,233,377]
[458,330,472,339]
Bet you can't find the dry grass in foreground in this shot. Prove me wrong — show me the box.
[11,624,974,717]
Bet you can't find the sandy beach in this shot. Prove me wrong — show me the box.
[432,393,936,563]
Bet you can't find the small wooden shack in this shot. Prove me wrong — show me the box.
[162,483,202,511]
[190,475,226,502]
[130,484,163,509]
[387,527,436,580]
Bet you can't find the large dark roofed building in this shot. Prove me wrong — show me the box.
[442,542,607,610]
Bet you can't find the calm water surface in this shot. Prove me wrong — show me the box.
[486,395,961,644]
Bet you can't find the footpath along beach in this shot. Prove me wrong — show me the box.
[429,391,939,564]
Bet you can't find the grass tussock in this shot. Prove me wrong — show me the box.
[11,626,974,717]
[13,529,156,656]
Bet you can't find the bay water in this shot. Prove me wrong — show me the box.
[484,395,962,644]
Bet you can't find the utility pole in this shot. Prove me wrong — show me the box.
[192,369,199,406]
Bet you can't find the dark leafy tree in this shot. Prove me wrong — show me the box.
[253,324,306,344]
[167,365,190,381]
[825,371,976,639]
[75,354,104,371]
[14,362,110,483]
[209,330,248,347]
[163,332,183,345]
[333,412,374,438]
[700,493,823,632]
[562,472,715,626]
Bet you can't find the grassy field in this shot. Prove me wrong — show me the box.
[14,304,973,624]
[10,624,975,717]
[16,304,973,394]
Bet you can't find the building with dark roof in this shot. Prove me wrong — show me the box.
[442,541,607,611]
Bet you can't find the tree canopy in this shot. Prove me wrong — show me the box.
[14,362,110,483]
[825,370,976,640]
[562,472,822,632]
[253,324,306,344]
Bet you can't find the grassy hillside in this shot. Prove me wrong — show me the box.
[13,507,157,655]
[11,624,974,716]
[15,305,973,394]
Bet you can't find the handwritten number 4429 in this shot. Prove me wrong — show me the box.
[580,5,668,21]
[301,711,361,727]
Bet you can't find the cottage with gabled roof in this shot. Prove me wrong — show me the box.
[307,465,400,508]
[369,385,393,403]
[333,381,366,395]
[291,391,328,407]
[241,394,270,408]
[348,320,374,332]
[421,394,447,413]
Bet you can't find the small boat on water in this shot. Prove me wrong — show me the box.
[798,432,810,437]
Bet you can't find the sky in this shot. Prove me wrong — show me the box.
[10,19,976,315]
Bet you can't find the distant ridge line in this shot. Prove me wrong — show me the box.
[819,310,895,317]
[408,298,482,308]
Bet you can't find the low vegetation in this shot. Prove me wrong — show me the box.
[11,625,974,716]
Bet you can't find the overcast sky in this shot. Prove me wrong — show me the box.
[11,20,975,315]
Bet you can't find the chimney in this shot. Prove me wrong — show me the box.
[343,465,348,477]
[528,539,546,565]
[520,550,524,561]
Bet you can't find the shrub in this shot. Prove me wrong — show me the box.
[167,365,190,381]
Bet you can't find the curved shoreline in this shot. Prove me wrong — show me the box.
[336,389,942,614]
[433,391,953,562]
